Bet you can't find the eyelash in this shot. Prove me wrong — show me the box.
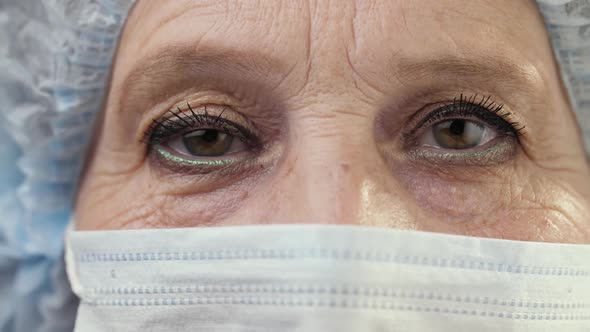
[143,94,522,155]
[143,104,261,149]
[406,93,525,140]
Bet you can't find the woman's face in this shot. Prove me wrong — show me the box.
[76,0,590,243]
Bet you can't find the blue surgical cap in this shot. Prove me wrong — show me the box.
[0,0,134,330]
[0,0,588,331]
[539,0,590,150]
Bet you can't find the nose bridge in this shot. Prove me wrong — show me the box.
[276,106,376,225]
[288,141,362,225]
[265,99,425,230]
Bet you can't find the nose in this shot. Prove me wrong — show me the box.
[258,106,422,230]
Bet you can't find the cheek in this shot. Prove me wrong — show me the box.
[395,164,510,221]
[75,173,258,230]
[74,170,168,230]
[409,177,503,219]
[394,162,590,242]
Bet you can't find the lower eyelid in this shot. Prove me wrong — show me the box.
[406,136,518,166]
[148,141,281,182]
[151,144,244,173]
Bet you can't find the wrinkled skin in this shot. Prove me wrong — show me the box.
[75,0,590,243]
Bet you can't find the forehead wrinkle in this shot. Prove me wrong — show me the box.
[124,0,229,51]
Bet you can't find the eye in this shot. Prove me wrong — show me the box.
[144,104,262,168]
[422,119,495,150]
[167,128,247,157]
[405,94,524,164]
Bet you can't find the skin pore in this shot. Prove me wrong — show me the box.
[75,0,590,243]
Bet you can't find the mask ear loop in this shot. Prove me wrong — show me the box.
[64,218,84,297]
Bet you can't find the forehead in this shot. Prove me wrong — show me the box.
[119,0,545,73]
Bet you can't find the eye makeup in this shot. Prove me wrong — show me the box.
[143,102,264,173]
[402,94,524,165]
[152,145,240,167]
[405,94,525,140]
[407,137,518,165]
[144,92,524,173]
[143,103,261,148]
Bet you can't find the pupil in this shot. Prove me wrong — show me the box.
[449,120,465,136]
[201,129,219,143]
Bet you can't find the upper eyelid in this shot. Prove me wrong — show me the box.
[416,104,506,131]
[143,104,261,146]
[406,96,523,136]
[120,48,543,151]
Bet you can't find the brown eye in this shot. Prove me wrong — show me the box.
[432,120,485,149]
[182,129,234,156]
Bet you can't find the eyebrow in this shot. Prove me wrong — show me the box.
[391,55,543,95]
[118,44,545,120]
[118,44,290,116]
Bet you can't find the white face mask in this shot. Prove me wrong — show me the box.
[65,224,590,332]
